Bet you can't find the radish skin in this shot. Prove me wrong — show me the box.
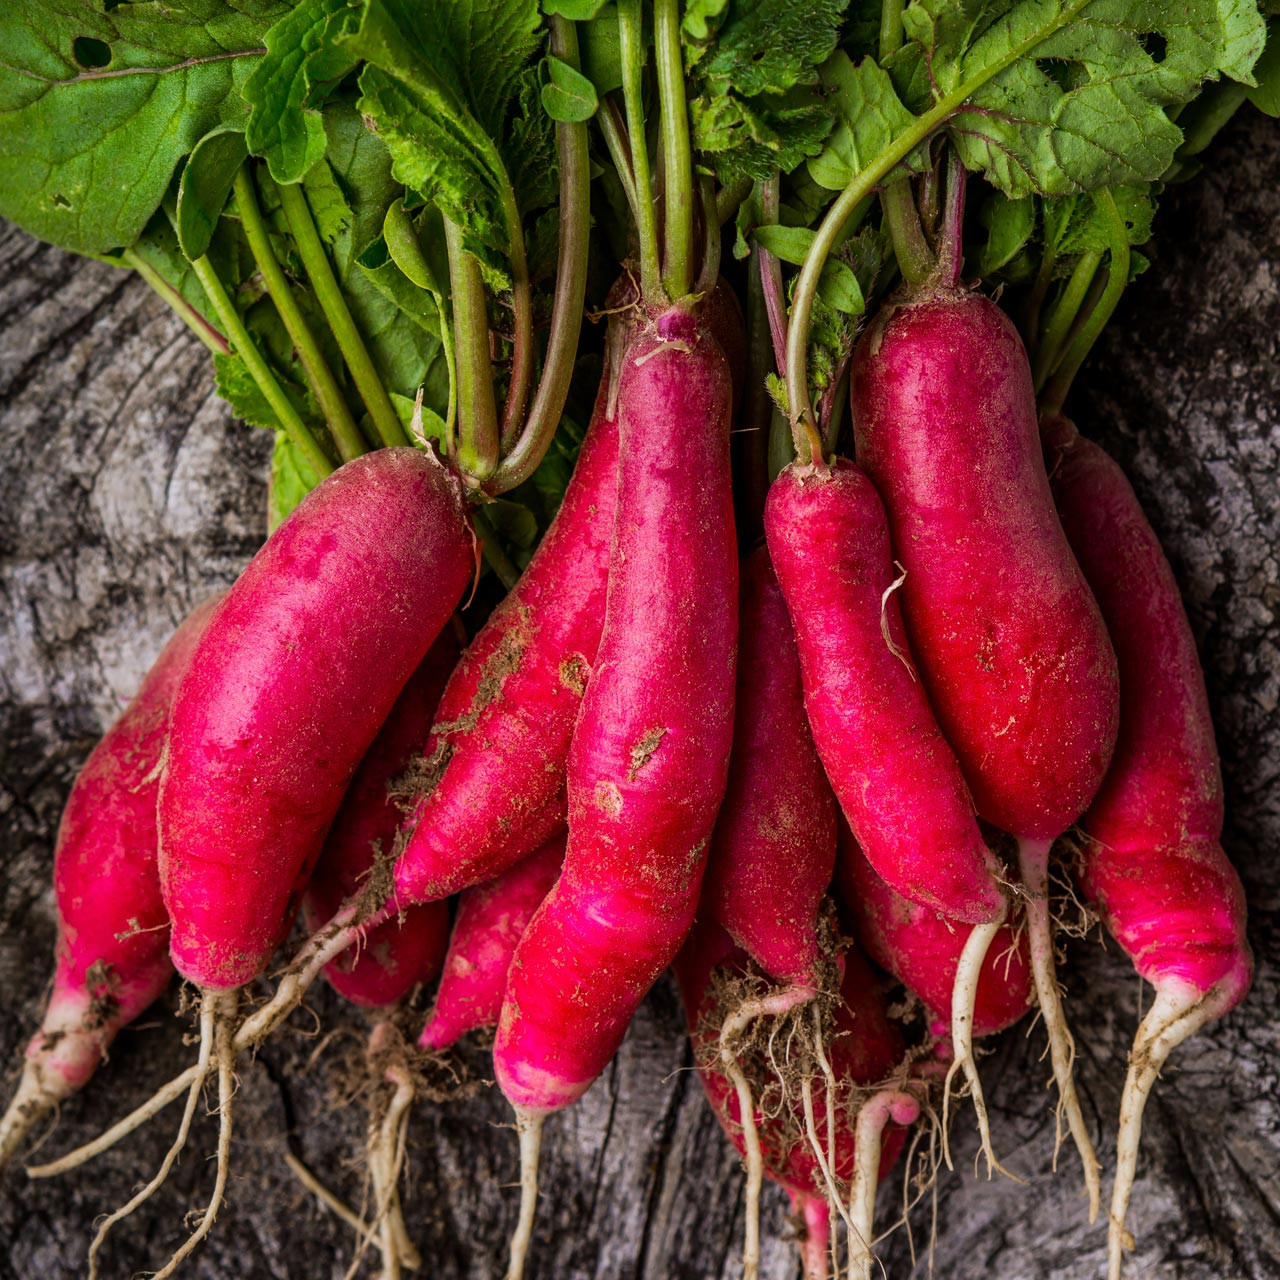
[419,835,566,1052]
[1043,414,1252,1279]
[0,596,218,1170]
[304,630,461,1009]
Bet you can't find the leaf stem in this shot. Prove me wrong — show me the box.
[488,13,592,497]
[493,170,534,454]
[1040,190,1130,415]
[758,174,788,379]
[785,0,1096,433]
[275,180,408,448]
[444,216,500,484]
[598,98,640,224]
[716,176,753,227]
[654,0,693,300]
[233,166,366,463]
[880,179,934,288]
[880,0,906,58]
[1032,249,1102,391]
[696,173,721,296]
[123,249,229,356]
[618,0,662,302]
[191,254,333,480]
[471,507,521,590]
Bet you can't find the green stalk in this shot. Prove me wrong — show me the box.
[445,216,500,484]
[233,166,366,463]
[275,180,407,449]
[191,255,333,480]
[123,249,229,356]
[488,14,592,497]
[598,99,640,225]
[1040,190,1131,415]
[716,176,753,227]
[880,0,906,58]
[785,0,1098,434]
[696,173,722,296]
[492,166,534,453]
[618,0,662,301]
[471,507,521,590]
[880,180,935,288]
[654,0,694,300]
[1032,249,1102,392]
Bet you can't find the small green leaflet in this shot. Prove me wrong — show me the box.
[1247,20,1280,113]
[685,0,849,183]
[243,0,361,184]
[543,0,608,16]
[177,128,249,260]
[268,429,324,531]
[542,54,598,121]
[977,193,1037,276]
[0,0,288,254]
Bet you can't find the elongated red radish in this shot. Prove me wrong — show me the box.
[493,308,737,1278]
[764,456,1008,1172]
[28,448,473,1277]
[676,921,916,1280]
[851,289,1118,1209]
[704,544,836,993]
[419,835,565,1052]
[699,542,837,1276]
[303,630,461,1009]
[1042,414,1251,1279]
[837,826,1032,1041]
[0,596,219,1171]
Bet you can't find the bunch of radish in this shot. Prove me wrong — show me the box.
[0,0,1263,1276]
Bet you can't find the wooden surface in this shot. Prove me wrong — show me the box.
[1,111,1277,1280]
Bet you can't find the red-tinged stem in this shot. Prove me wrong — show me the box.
[939,149,967,288]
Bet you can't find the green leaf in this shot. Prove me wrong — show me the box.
[978,193,1036,275]
[817,258,865,314]
[0,0,288,254]
[896,0,1268,197]
[806,52,921,191]
[483,498,539,549]
[383,199,448,295]
[177,127,248,261]
[542,53,598,120]
[215,348,319,433]
[268,429,324,531]
[1043,185,1155,261]
[686,0,849,182]
[243,0,361,185]
[580,4,623,96]
[1246,22,1280,114]
[754,223,817,265]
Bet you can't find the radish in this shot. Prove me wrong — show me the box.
[698,542,838,1276]
[302,630,461,1010]
[850,284,1119,1212]
[493,305,737,1278]
[28,447,474,1276]
[0,596,219,1172]
[418,835,566,1053]
[1042,414,1252,1279]
[764,456,1010,1173]
[676,920,919,1280]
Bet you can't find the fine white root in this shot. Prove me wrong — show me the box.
[504,1106,544,1280]
[372,1065,421,1280]
[848,1091,922,1280]
[26,1065,201,1179]
[719,987,813,1280]
[942,907,1015,1180]
[1108,978,1237,1280]
[151,989,238,1280]
[284,1151,369,1234]
[799,1076,858,1246]
[85,995,218,1279]
[1017,835,1100,1221]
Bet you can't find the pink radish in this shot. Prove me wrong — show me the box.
[27,447,474,1277]
[676,921,918,1280]
[493,307,737,1277]
[1042,414,1252,1279]
[419,835,566,1052]
[0,596,219,1171]
[764,456,1008,1171]
[850,288,1119,1211]
[303,630,461,1009]
[698,542,837,1276]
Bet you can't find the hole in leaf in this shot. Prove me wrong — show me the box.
[1035,58,1074,91]
[1137,32,1168,64]
[51,194,71,209]
[72,36,112,69]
